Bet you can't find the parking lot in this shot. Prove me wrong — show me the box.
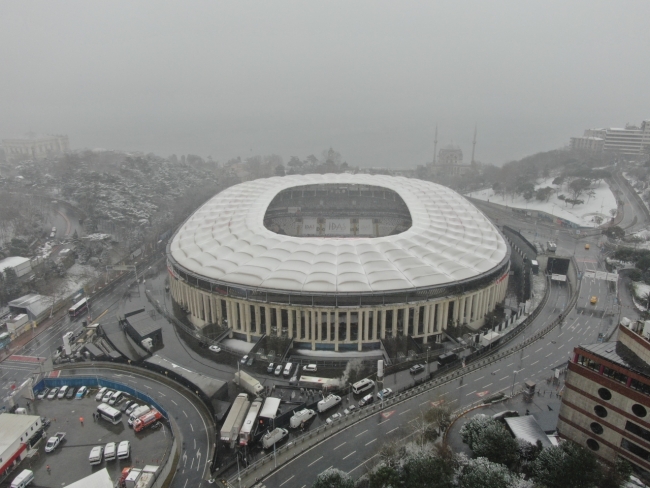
[1,387,172,488]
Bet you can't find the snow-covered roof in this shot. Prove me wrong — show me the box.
[0,256,30,272]
[169,174,508,294]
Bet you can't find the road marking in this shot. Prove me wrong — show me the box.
[531,361,539,366]
[280,475,295,486]
[171,400,177,406]
[183,410,188,418]
[334,442,346,450]
[366,438,377,446]
[483,383,493,388]
[144,385,152,389]
[535,347,543,353]
[308,456,323,467]
[466,390,476,396]
[348,455,378,475]
[499,376,509,381]
[558,331,564,337]
[378,419,391,425]
[492,369,500,374]
[507,362,514,367]
[190,423,194,432]
[159,392,166,397]
[545,352,553,357]
[343,450,357,460]
[558,344,565,349]
[387,427,399,434]
[474,376,485,382]
[522,354,529,360]
[355,430,368,437]
[398,409,411,416]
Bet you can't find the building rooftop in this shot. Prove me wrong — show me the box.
[0,256,30,273]
[125,310,161,337]
[504,415,552,448]
[0,413,41,456]
[581,341,650,379]
[63,467,113,488]
[8,294,51,318]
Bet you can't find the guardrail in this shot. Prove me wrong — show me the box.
[230,262,580,485]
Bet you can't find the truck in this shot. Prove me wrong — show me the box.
[317,394,341,413]
[133,408,162,432]
[289,408,316,429]
[234,371,264,397]
[239,399,263,446]
[44,432,66,453]
[437,352,458,368]
[299,375,342,391]
[262,427,289,449]
[128,405,151,427]
[220,393,250,443]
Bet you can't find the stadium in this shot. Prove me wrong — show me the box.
[166,174,510,352]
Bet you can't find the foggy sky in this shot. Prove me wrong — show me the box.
[1,1,649,168]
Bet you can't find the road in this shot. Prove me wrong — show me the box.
[59,365,211,488]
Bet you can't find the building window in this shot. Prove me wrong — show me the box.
[590,422,604,435]
[597,388,612,401]
[621,438,650,462]
[632,404,647,418]
[594,405,608,418]
[602,367,627,384]
[586,439,600,451]
[625,421,650,443]
[629,378,650,397]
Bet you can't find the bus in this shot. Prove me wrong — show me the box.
[239,399,263,446]
[97,403,122,424]
[69,298,88,318]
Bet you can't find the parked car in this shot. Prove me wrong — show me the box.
[274,364,283,376]
[95,387,107,401]
[102,389,114,403]
[57,386,69,399]
[37,388,50,400]
[240,355,249,364]
[344,405,357,415]
[89,446,103,465]
[303,364,317,372]
[409,364,425,375]
[47,388,59,400]
[359,394,374,407]
[104,442,117,461]
[377,388,393,400]
[326,413,343,424]
[117,441,130,460]
[65,387,76,399]
[120,401,134,413]
[44,432,66,453]
[75,386,88,399]
[209,345,221,353]
[125,403,140,416]
[267,363,275,373]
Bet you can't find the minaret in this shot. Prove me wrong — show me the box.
[433,124,438,164]
[471,125,477,164]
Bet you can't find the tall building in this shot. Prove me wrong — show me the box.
[570,121,650,158]
[557,319,650,477]
[430,144,471,177]
[2,134,69,162]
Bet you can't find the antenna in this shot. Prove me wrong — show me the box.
[433,125,438,164]
[471,125,477,164]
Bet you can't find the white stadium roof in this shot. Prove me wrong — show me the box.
[169,174,508,294]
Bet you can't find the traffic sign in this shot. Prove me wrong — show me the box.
[381,410,396,419]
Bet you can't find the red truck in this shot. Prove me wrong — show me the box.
[133,408,162,432]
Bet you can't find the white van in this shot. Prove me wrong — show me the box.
[303,364,317,372]
[317,394,341,413]
[108,391,123,406]
[89,445,103,465]
[10,469,34,488]
[128,405,151,427]
[104,442,116,461]
[289,408,316,428]
[57,385,69,399]
[283,362,293,378]
[117,440,131,460]
[352,379,375,395]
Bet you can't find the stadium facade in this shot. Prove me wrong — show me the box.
[167,174,510,351]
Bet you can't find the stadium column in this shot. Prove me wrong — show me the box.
[403,307,410,336]
[226,300,233,337]
[372,310,378,341]
[459,296,466,325]
[428,303,435,335]
[326,311,331,342]
[334,311,339,351]
[364,310,370,343]
[288,308,294,339]
[276,308,282,337]
[436,301,443,332]
[232,301,239,332]
[243,302,251,341]
[265,306,271,336]
[392,308,398,337]
[358,310,364,351]
[254,306,261,335]
[380,309,386,339]
[346,311,351,344]
[452,298,460,326]
[413,306,420,337]
[311,310,316,350]
[442,300,449,331]
[423,305,430,343]
[316,310,322,342]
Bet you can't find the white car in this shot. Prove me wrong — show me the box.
[89,446,103,465]
[326,413,343,424]
[240,355,249,364]
[125,403,140,416]
[377,388,393,400]
[209,345,221,353]
[104,442,117,461]
[117,440,131,460]
[47,388,59,400]
[102,390,114,403]
[95,387,107,401]
[344,405,357,415]
[303,364,317,372]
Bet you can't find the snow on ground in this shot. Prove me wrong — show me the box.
[622,172,650,213]
[632,281,650,300]
[57,263,102,297]
[465,177,617,228]
[221,338,255,353]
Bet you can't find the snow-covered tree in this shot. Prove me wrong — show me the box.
[312,468,354,488]
[456,457,524,488]
[471,421,519,468]
[532,442,602,488]
[459,414,495,449]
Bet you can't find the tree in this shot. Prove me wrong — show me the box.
[3,268,22,302]
[457,457,524,488]
[569,178,591,201]
[459,414,495,449]
[603,226,625,239]
[552,176,564,188]
[535,187,553,202]
[275,164,286,176]
[9,238,29,257]
[471,421,520,468]
[312,468,354,488]
[532,442,602,488]
[403,454,455,488]
[600,458,632,488]
[424,404,452,435]
[367,463,400,488]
